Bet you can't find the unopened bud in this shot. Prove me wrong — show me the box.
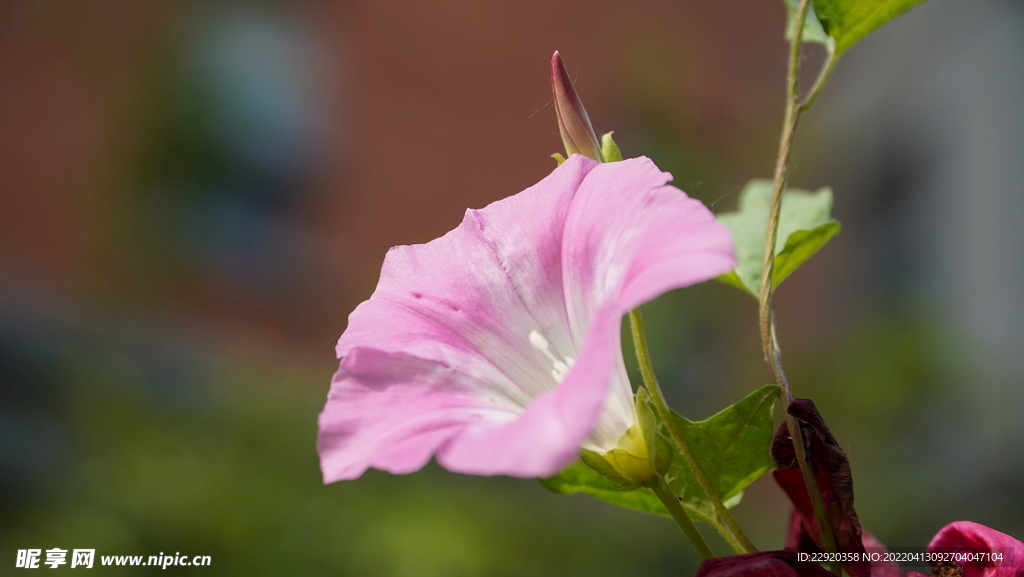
[550,51,603,162]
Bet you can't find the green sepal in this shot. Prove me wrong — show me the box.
[600,132,623,163]
[540,460,670,518]
[551,153,567,166]
[635,387,658,464]
[635,388,672,476]
[603,447,655,485]
[662,385,781,523]
[652,433,673,478]
[715,179,840,297]
[579,448,640,489]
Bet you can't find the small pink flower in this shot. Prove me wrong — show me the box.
[317,154,735,481]
[927,521,1024,577]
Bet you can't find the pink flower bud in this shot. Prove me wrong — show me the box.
[550,51,603,161]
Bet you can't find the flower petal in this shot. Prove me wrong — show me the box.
[861,531,904,577]
[322,156,613,479]
[320,303,620,480]
[437,303,620,477]
[336,155,596,405]
[560,157,736,449]
[693,550,838,577]
[928,521,1024,577]
[561,156,737,342]
[317,347,516,482]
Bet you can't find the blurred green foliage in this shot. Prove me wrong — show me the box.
[9,283,1019,575]
[2,337,704,576]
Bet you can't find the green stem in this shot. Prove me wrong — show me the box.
[650,482,715,561]
[760,1,841,574]
[800,49,838,112]
[629,308,757,554]
[770,324,840,573]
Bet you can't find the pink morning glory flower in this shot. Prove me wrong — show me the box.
[317,154,736,482]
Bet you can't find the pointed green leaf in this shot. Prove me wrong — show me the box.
[811,0,933,55]
[782,0,835,51]
[663,385,780,523]
[540,460,669,518]
[715,270,751,294]
[716,179,839,296]
[774,221,841,286]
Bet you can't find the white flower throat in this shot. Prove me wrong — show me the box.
[528,330,576,383]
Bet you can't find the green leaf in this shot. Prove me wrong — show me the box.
[664,385,781,523]
[774,221,841,286]
[540,460,669,518]
[811,0,933,54]
[715,270,751,294]
[715,179,839,296]
[782,0,835,51]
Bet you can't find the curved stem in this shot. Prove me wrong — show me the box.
[629,308,757,554]
[760,1,841,574]
[650,482,715,561]
[800,49,838,112]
